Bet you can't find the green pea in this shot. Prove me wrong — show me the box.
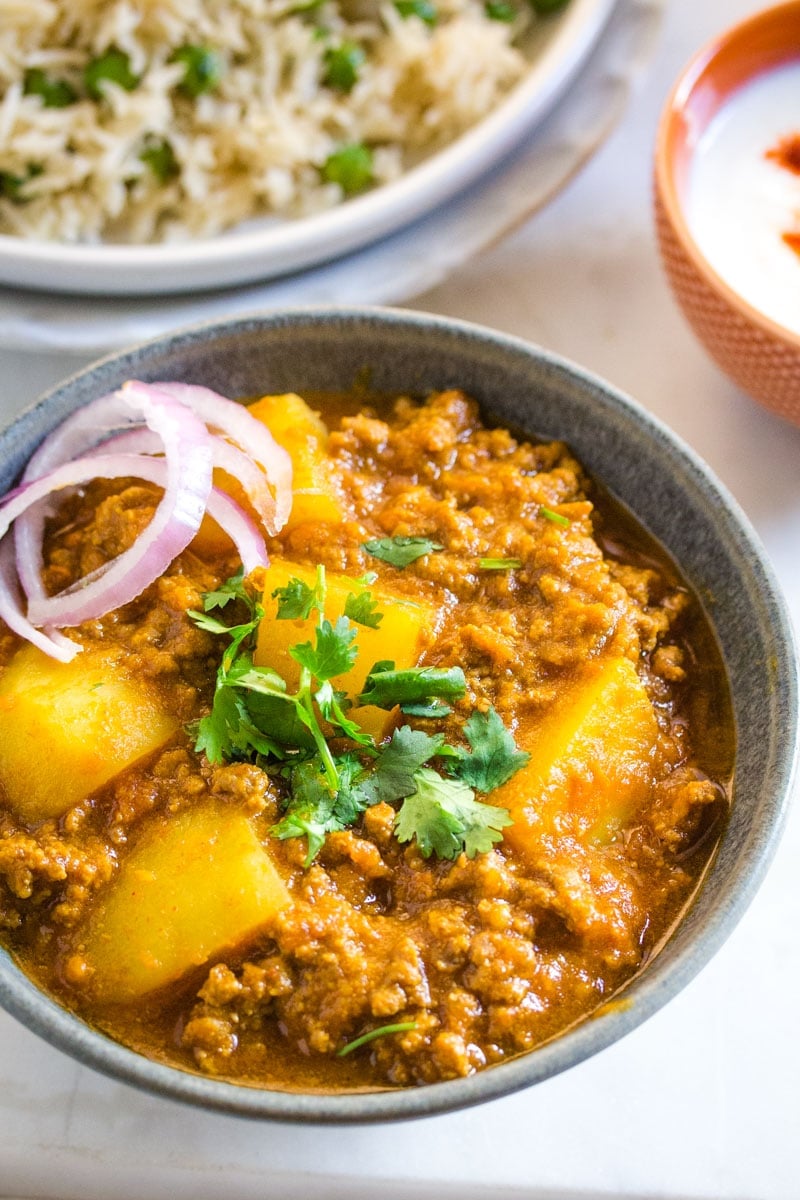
[84,50,139,101]
[485,0,516,19]
[321,143,374,194]
[23,68,77,108]
[172,46,224,98]
[322,42,365,93]
[393,0,438,24]
[140,137,179,183]
[0,164,44,203]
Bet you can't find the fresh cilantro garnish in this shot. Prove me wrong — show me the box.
[188,567,519,864]
[344,589,383,629]
[290,616,358,681]
[540,506,570,527]
[0,163,43,202]
[394,768,512,859]
[362,536,443,568]
[272,570,325,620]
[359,661,465,712]
[447,706,530,792]
[479,557,522,570]
[336,1021,419,1057]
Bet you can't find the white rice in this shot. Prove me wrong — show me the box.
[0,0,531,242]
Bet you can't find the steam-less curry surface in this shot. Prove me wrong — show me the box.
[0,390,733,1091]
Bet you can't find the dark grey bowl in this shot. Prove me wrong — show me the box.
[0,308,796,1122]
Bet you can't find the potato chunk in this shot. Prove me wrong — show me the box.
[81,803,291,1001]
[0,645,178,824]
[494,657,659,856]
[248,392,343,529]
[255,559,439,738]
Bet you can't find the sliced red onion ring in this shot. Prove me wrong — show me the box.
[153,381,292,531]
[16,382,212,609]
[13,407,213,627]
[0,539,78,662]
[83,428,280,533]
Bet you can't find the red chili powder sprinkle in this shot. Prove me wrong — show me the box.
[766,133,800,175]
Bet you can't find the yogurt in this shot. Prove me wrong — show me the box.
[686,60,800,336]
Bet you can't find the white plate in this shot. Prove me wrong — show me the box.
[0,0,661,353]
[0,0,616,296]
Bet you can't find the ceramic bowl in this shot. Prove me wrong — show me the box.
[0,0,615,297]
[0,308,796,1122]
[654,1,800,427]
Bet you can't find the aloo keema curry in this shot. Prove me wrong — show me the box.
[0,387,732,1090]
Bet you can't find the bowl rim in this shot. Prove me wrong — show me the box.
[0,0,616,297]
[654,0,800,353]
[0,305,797,1123]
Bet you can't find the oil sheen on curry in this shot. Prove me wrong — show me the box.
[0,387,733,1091]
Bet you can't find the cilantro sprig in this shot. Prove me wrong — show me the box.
[188,568,527,864]
[362,536,443,568]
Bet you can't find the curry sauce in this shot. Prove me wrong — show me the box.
[0,389,733,1091]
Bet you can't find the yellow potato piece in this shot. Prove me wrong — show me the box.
[255,559,439,739]
[81,803,291,1001]
[0,645,178,824]
[248,392,343,529]
[494,657,659,856]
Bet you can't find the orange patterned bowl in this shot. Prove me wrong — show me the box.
[654,2,800,427]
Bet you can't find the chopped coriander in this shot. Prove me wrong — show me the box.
[172,45,224,98]
[273,570,325,620]
[84,49,139,100]
[188,568,518,865]
[344,589,383,629]
[485,0,516,19]
[394,767,512,859]
[362,536,443,568]
[447,706,529,792]
[529,0,570,12]
[323,42,365,93]
[337,1021,418,1057]
[140,136,179,183]
[23,68,77,108]
[321,143,374,194]
[539,505,570,527]
[394,0,438,23]
[359,661,466,712]
[0,163,43,203]
[479,557,522,570]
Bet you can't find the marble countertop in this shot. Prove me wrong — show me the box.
[1,0,799,1196]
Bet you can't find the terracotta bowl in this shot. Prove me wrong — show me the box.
[654,2,800,426]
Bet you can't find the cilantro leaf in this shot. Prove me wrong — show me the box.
[448,706,530,792]
[359,662,466,710]
[315,680,374,747]
[362,536,443,568]
[273,760,339,865]
[357,726,444,807]
[290,616,358,681]
[272,573,323,620]
[201,567,250,612]
[344,589,383,629]
[394,768,512,859]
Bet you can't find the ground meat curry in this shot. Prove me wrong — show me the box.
[0,388,733,1091]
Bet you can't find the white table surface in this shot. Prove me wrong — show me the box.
[1,1,799,1197]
